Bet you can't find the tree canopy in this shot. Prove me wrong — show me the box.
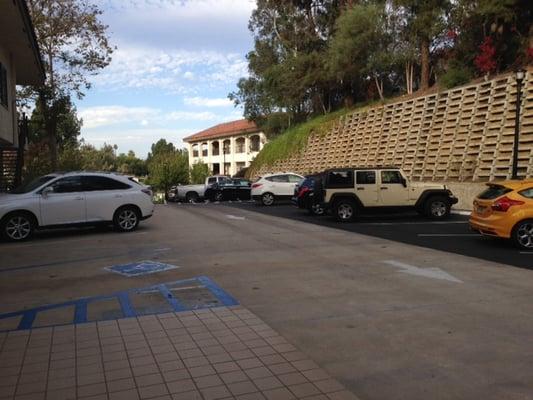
[231,0,532,136]
[21,0,114,169]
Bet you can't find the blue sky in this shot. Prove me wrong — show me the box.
[77,0,255,158]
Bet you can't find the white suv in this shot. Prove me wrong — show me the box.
[0,172,154,241]
[251,173,304,205]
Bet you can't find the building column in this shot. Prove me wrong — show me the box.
[187,143,193,168]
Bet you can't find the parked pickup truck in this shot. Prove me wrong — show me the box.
[174,176,231,202]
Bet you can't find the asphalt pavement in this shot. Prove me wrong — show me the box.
[219,200,533,270]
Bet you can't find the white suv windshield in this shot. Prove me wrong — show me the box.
[11,176,56,194]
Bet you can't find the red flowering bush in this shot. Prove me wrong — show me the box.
[527,47,533,62]
[474,36,497,74]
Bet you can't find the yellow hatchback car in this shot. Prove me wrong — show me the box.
[470,180,533,249]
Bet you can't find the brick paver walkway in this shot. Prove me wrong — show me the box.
[0,306,359,400]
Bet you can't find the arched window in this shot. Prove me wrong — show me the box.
[250,135,260,152]
[192,144,199,157]
[223,139,231,154]
[236,137,245,153]
[211,141,220,156]
[201,142,208,157]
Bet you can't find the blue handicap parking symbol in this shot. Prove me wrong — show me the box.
[105,260,179,277]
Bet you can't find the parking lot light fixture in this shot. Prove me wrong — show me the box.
[512,68,526,180]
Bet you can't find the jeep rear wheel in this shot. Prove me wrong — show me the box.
[334,199,356,222]
[424,196,450,220]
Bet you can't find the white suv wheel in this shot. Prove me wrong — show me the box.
[114,207,139,232]
[4,215,33,241]
[262,193,274,206]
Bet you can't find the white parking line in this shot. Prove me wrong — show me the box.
[452,210,471,216]
[418,233,479,237]
[357,220,468,226]
[226,214,246,220]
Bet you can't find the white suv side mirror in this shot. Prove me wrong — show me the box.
[41,186,54,197]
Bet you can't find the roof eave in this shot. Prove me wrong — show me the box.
[183,128,261,143]
[17,0,45,85]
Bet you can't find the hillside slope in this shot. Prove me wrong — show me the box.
[248,68,533,182]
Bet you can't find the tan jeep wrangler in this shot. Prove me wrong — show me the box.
[321,167,458,222]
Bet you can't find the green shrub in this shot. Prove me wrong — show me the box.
[439,64,473,89]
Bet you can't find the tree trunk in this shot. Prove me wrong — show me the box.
[374,76,384,100]
[405,62,414,94]
[420,38,430,91]
[38,93,58,170]
[46,107,58,171]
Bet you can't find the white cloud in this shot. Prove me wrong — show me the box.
[91,45,248,94]
[184,97,233,107]
[80,106,223,129]
[100,0,255,53]
[79,106,159,129]
[166,111,218,121]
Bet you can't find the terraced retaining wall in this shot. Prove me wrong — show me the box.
[251,68,533,209]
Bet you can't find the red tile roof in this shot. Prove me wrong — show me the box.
[183,119,260,142]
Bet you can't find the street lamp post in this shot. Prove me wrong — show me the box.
[223,147,226,175]
[512,69,526,180]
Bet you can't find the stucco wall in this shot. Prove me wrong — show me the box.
[0,45,17,147]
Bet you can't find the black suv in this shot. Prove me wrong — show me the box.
[291,174,326,215]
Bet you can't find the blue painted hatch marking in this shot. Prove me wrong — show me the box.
[0,276,238,332]
[105,260,179,277]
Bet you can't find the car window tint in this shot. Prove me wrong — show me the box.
[327,170,354,188]
[356,171,376,184]
[50,176,84,193]
[381,171,403,184]
[270,175,289,183]
[519,187,533,199]
[83,176,130,191]
[207,177,216,184]
[288,175,302,183]
[478,185,512,200]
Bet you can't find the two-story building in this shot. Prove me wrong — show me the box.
[0,0,45,190]
[183,119,267,176]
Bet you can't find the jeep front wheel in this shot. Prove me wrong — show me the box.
[334,199,356,222]
[424,196,450,220]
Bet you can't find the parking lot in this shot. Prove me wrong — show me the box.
[220,201,532,270]
[1,202,533,400]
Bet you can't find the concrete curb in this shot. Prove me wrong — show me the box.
[452,210,471,216]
